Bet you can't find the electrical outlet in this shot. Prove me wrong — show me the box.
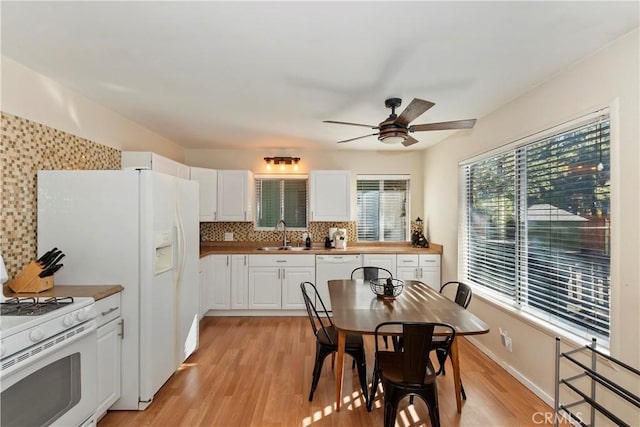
[505,336,513,352]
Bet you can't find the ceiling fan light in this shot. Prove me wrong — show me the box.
[380,134,406,144]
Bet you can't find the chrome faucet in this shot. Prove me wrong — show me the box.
[274,219,288,246]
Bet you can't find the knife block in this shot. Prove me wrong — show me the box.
[7,261,54,293]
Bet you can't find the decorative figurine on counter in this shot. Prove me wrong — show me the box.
[411,217,429,248]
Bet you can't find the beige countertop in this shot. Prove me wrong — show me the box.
[200,241,443,257]
[5,284,124,301]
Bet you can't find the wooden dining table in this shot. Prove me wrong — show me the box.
[328,279,490,413]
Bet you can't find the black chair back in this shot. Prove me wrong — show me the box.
[374,321,456,384]
[300,281,334,344]
[351,266,393,281]
[440,281,472,309]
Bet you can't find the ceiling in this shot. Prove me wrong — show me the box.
[1,2,638,152]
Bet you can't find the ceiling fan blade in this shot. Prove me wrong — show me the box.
[336,133,379,144]
[323,120,379,129]
[411,119,477,132]
[402,136,420,147]
[394,98,435,126]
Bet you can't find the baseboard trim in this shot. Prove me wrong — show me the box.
[465,336,554,407]
[204,310,307,317]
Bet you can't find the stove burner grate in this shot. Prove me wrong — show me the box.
[0,296,75,316]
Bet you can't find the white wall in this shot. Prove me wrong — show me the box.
[423,29,639,421]
[0,56,184,161]
[185,148,426,221]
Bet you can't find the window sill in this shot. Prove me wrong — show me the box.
[471,287,610,355]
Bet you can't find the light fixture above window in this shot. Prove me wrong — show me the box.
[264,156,300,171]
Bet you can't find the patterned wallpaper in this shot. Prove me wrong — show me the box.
[0,112,121,279]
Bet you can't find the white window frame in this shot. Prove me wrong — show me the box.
[458,103,620,353]
[356,174,411,242]
[254,174,308,231]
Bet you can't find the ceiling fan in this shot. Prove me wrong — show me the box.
[324,97,476,147]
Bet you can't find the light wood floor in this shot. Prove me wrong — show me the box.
[99,316,553,427]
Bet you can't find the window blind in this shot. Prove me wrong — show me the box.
[460,114,611,343]
[357,176,410,241]
[256,177,307,228]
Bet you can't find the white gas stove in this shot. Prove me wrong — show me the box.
[0,296,97,372]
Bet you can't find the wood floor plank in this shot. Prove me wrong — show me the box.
[99,316,553,427]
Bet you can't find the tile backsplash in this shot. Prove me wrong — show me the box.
[200,221,357,244]
[0,112,120,279]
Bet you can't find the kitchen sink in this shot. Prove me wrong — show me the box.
[255,246,310,251]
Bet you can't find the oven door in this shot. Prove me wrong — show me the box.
[0,321,98,427]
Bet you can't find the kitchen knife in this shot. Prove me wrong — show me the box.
[43,253,65,270]
[41,249,61,267]
[39,263,63,277]
[37,248,58,265]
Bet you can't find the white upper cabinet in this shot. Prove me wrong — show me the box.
[190,167,218,222]
[217,170,254,222]
[309,170,351,222]
[121,151,190,179]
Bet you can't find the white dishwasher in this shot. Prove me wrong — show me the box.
[315,254,362,310]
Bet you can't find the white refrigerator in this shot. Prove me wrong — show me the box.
[37,169,200,410]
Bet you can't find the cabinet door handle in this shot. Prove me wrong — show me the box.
[101,307,118,317]
[282,268,286,279]
[214,211,217,221]
[402,260,413,263]
[118,319,125,339]
[415,268,419,277]
[419,268,423,279]
[226,256,229,266]
[244,256,247,266]
[277,269,280,279]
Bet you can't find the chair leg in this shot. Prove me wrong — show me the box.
[461,381,467,400]
[383,390,398,427]
[368,369,380,412]
[355,353,368,406]
[382,335,389,348]
[308,345,331,401]
[436,348,447,375]
[418,386,441,427]
[383,385,400,427]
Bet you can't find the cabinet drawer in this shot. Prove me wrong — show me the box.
[248,254,315,268]
[419,254,441,267]
[96,293,121,327]
[397,254,419,266]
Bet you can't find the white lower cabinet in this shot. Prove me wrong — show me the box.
[248,254,315,309]
[362,254,397,277]
[396,254,441,290]
[247,267,281,309]
[207,254,248,310]
[95,293,122,421]
[198,257,208,319]
[208,255,231,309]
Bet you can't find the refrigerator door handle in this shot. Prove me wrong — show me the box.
[174,205,187,288]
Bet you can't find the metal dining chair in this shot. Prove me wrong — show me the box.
[432,281,472,400]
[300,281,369,404]
[368,321,456,427]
